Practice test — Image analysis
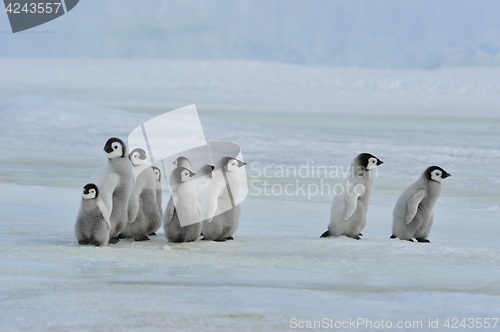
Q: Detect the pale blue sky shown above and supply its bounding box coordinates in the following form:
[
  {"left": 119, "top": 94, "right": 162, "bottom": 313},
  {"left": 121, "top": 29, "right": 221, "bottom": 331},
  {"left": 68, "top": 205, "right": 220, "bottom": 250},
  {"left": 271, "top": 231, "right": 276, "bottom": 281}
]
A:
[{"left": 1, "top": 0, "right": 499, "bottom": 68}]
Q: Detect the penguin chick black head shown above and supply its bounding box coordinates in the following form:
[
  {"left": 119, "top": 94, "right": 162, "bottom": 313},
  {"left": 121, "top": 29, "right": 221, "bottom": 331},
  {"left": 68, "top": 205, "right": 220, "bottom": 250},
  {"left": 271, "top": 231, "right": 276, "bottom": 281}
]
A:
[
  {"left": 216, "top": 157, "right": 247, "bottom": 172},
  {"left": 82, "top": 183, "right": 99, "bottom": 200},
  {"left": 129, "top": 148, "right": 148, "bottom": 166},
  {"left": 425, "top": 166, "right": 451, "bottom": 183},
  {"left": 356, "top": 153, "right": 384, "bottom": 170},
  {"left": 151, "top": 166, "right": 161, "bottom": 182},
  {"left": 169, "top": 167, "right": 196, "bottom": 186},
  {"left": 103, "top": 137, "right": 126, "bottom": 159},
  {"left": 173, "top": 156, "right": 194, "bottom": 172}
]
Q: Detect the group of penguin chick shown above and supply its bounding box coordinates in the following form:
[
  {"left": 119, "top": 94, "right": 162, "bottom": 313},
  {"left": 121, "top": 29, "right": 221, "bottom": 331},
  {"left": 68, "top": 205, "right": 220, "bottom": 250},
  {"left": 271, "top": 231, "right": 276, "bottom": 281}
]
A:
[
  {"left": 320, "top": 153, "right": 450, "bottom": 242},
  {"left": 76, "top": 139, "right": 450, "bottom": 246},
  {"left": 75, "top": 137, "right": 246, "bottom": 246}
]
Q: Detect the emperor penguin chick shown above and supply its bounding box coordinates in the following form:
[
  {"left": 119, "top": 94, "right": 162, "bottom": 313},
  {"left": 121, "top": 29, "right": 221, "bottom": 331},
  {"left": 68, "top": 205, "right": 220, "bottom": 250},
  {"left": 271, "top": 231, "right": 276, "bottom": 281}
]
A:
[
  {"left": 201, "top": 157, "right": 246, "bottom": 242},
  {"left": 391, "top": 166, "right": 450, "bottom": 243},
  {"left": 90, "top": 137, "right": 134, "bottom": 244},
  {"left": 321, "top": 153, "right": 383, "bottom": 240},
  {"left": 164, "top": 166, "right": 201, "bottom": 243},
  {"left": 75, "top": 183, "right": 112, "bottom": 246},
  {"left": 120, "top": 148, "right": 161, "bottom": 241}
]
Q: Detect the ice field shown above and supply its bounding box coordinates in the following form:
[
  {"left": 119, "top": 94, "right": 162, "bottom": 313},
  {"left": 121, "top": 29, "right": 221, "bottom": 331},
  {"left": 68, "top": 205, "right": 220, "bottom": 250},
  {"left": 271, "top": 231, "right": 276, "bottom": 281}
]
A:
[{"left": 0, "top": 60, "right": 500, "bottom": 331}]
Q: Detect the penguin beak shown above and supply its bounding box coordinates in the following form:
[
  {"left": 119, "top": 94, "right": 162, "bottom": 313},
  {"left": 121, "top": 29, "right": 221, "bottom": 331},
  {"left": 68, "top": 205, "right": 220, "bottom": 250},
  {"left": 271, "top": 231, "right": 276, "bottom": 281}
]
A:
[
  {"left": 443, "top": 172, "right": 451, "bottom": 178},
  {"left": 377, "top": 160, "right": 384, "bottom": 166},
  {"left": 83, "top": 189, "right": 89, "bottom": 195},
  {"left": 211, "top": 165, "right": 215, "bottom": 171},
  {"left": 103, "top": 145, "right": 113, "bottom": 153}
]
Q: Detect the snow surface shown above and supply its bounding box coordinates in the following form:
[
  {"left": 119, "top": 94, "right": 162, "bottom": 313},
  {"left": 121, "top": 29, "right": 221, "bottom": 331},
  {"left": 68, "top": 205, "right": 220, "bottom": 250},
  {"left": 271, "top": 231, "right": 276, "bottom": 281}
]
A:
[{"left": 0, "top": 61, "right": 500, "bottom": 331}]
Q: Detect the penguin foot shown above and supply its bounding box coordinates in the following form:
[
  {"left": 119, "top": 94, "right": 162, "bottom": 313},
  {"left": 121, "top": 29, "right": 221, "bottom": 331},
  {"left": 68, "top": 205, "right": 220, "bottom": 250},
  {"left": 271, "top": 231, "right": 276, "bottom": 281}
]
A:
[
  {"left": 346, "top": 235, "right": 361, "bottom": 240},
  {"left": 136, "top": 235, "right": 150, "bottom": 241},
  {"left": 320, "top": 230, "right": 330, "bottom": 238},
  {"left": 212, "top": 239, "right": 227, "bottom": 242},
  {"left": 405, "top": 238, "right": 415, "bottom": 242},
  {"left": 108, "top": 237, "right": 120, "bottom": 244},
  {"left": 390, "top": 234, "right": 397, "bottom": 239},
  {"left": 358, "top": 233, "right": 363, "bottom": 237},
  {"left": 224, "top": 236, "right": 234, "bottom": 241},
  {"left": 201, "top": 237, "right": 208, "bottom": 241},
  {"left": 78, "top": 240, "right": 90, "bottom": 245},
  {"left": 117, "top": 233, "right": 126, "bottom": 239},
  {"left": 416, "top": 238, "right": 430, "bottom": 243},
  {"left": 90, "top": 241, "right": 102, "bottom": 247},
  {"left": 148, "top": 232, "right": 156, "bottom": 236}
]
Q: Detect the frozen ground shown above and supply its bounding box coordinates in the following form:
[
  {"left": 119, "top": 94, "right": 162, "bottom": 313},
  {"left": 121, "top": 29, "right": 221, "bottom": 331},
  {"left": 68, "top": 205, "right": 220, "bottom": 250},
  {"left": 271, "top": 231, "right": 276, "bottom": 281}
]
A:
[{"left": 0, "top": 60, "right": 499, "bottom": 331}]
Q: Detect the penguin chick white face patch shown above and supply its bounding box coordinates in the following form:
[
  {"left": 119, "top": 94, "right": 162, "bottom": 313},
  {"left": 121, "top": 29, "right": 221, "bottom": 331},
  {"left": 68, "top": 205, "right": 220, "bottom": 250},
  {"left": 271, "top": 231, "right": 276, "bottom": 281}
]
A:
[
  {"left": 431, "top": 169, "right": 444, "bottom": 182},
  {"left": 180, "top": 169, "right": 194, "bottom": 182},
  {"left": 225, "top": 159, "right": 246, "bottom": 172},
  {"left": 107, "top": 142, "right": 123, "bottom": 159},
  {"left": 226, "top": 159, "right": 240, "bottom": 172},
  {"left": 83, "top": 188, "right": 97, "bottom": 200},
  {"left": 366, "top": 157, "right": 379, "bottom": 170},
  {"left": 130, "top": 152, "right": 148, "bottom": 166},
  {"left": 154, "top": 169, "right": 161, "bottom": 181}
]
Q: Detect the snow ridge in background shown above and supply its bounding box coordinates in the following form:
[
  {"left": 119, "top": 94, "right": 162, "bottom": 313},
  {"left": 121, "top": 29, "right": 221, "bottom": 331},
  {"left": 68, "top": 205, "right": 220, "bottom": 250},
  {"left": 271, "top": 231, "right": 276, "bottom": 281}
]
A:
[{"left": 0, "top": 59, "right": 499, "bottom": 117}]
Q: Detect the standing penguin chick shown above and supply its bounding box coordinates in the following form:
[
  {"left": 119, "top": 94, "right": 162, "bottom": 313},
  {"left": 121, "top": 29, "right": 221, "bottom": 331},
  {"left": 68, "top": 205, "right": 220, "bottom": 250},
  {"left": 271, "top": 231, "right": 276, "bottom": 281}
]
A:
[
  {"left": 75, "top": 184, "right": 111, "bottom": 246},
  {"left": 321, "top": 153, "right": 383, "bottom": 240},
  {"left": 391, "top": 166, "right": 450, "bottom": 242},
  {"left": 151, "top": 166, "right": 163, "bottom": 220},
  {"left": 120, "top": 148, "right": 161, "bottom": 241},
  {"left": 90, "top": 138, "right": 134, "bottom": 244},
  {"left": 201, "top": 157, "right": 246, "bottom": 242},
  {"left": 164, "top": 166, "right": 201, "bottom": 243}
]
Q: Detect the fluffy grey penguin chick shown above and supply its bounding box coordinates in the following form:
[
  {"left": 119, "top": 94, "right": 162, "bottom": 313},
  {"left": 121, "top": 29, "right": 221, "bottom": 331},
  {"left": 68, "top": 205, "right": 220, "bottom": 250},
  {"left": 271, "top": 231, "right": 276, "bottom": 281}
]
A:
[
  {"left": 75, "top": 183, "right": 111, "bottom": 246},
  {"left": 164, "top": 166, "right": 201, "bottom": 243},
  {"left": 90, "top": 137, "right": 134, "bottom": 244},
  {"left": 120, "top": 148, "right": 161, "bottom": 241},
  {"left": 391, "top": 166, "right": 450, "bottom": 242},
  {"left": 321, "top": 153, "right": 383, "bottom": 240},
  {"left": 201, "top": 157, "right": 246, "bottom": 242}
]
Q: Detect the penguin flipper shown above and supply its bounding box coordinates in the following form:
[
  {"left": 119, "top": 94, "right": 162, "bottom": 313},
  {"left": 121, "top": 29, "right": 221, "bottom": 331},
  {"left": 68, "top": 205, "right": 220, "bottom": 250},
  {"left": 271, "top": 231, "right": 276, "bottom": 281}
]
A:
[
  {"left": 343, "top": 184, "right": 365, "bottom": 220},
  {"left": 127, "top": 185, "right": 143, "bottom": 223},
  {"left": 164, "top": 197, "right": 175, "bottom": 225},
  {"left": 404, "top": 190, "right": 427, "bottom": 224},
  {"left": 96, "top": 198, "right": 111, "bottom": 230},
  {"left": 320, "top": 230, "right": 330, "bottom": 238},
  {"left": 99, "top": 173, "right": 120, "bottom": 218}
]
